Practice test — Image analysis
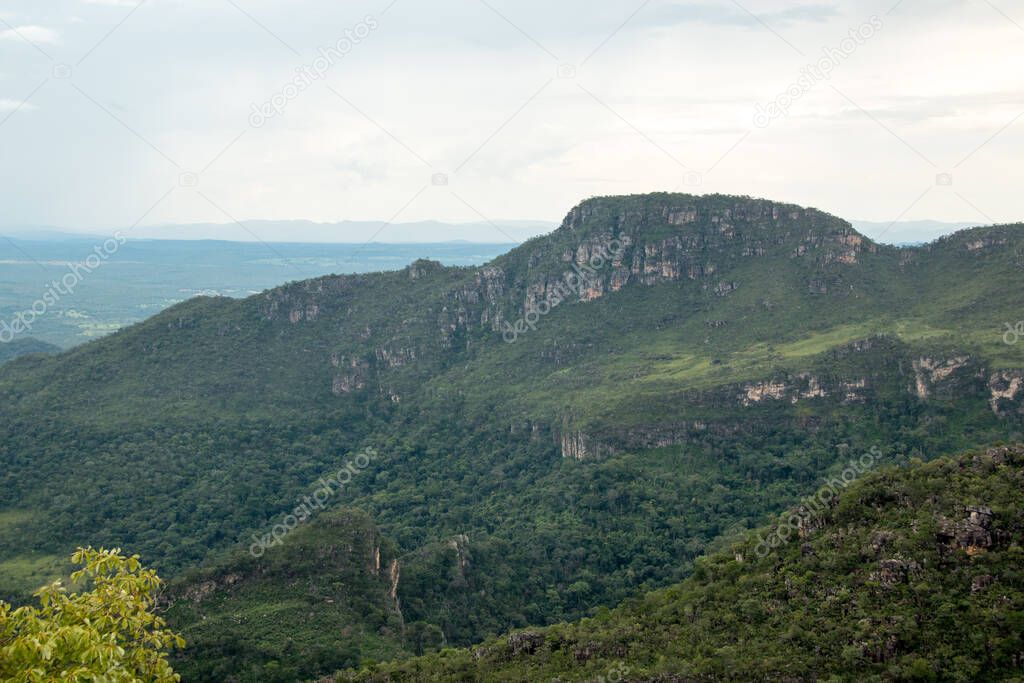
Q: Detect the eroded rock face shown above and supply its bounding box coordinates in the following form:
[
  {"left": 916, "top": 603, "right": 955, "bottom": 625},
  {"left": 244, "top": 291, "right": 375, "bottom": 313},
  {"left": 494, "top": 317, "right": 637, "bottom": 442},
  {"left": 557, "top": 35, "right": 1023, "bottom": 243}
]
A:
[
  {"left": 507, "top": 631, "right": 544, "bottom": 657},
  {"left": 388, "top": 558, "right": 400, "bottom": 602},
  {"left": 971, "top": 574, "right": 994, "bottom": 593},
  {"left": 989, "top": 371, "right": 1024, "bottom": 415},
  {"left": 375, "top": 346, "right": 416, "bottom": 368},
  {"left": 332, "top": 375, "right": 365, "bottom": 394},
  {"left": 448, "top": 534, "right": 471, "bottom": 573},
  {"left": 912, "top": 356, "right": 971, "bottom": 399},
  {"left": 742, "top": 381, "right": 788, "bottom": 406},
  {"left": 937, "top": 505, "right": 997, "bottom": 555},
  {"left": 560, "top": 431, "right": 602, "bottom": 460},
  {"left": 740, "top": 374, "right": 837, "bottom": 406},
  {"left": 965, "top": 236, "right": 1008, "bottom": 252},
  {"left": 180, "top": 572, "right": 243, "bottom": 603},
  {"left": 331, "top": 355, "right": 370, "bottom": 395},
  {"left": 407, "top": 259, "right": 443, "bottom": 280},
  {"left": 870, "top": 557, "right": 921, "bottom": 587},
  {"left": 263, "top": 197, "right": 972, "bottom": 411},
  {"left": 840, "top": 379, "right": 867, "bottom": 403}
]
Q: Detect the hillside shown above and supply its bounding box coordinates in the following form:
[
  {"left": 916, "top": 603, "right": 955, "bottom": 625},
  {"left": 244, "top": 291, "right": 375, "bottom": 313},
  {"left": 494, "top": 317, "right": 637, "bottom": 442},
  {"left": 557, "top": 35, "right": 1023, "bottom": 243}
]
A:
[
  {"left": 0, "top": 240, "right": 512, "bottom": 349},
  {"left": 1, "top": 193, "right": 1023, "bottom": 679},
  {"left": 329, "top": 445, "right": 1024, "bottom": 682},
  {"left": 164, "top": 509, "right": 408, "bottom": 682},
  {"left": 0, "top": 337, "right": 59, "bottom": 365}
]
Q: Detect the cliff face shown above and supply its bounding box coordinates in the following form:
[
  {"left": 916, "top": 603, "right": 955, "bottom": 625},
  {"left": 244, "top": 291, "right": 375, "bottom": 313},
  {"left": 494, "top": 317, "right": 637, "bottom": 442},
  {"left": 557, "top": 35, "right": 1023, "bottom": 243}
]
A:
[
  {"left": 500, "top": 194, "right": 877, "bottom": 317},
  {"left": 233, "top": 193, "right": 1024, "bottom": 460},
  {"left": 252, "top": 194, "right": 899, "bottom": 404},
  {"left": 262, "top": 195, "right": 876, "bottom": 325}
]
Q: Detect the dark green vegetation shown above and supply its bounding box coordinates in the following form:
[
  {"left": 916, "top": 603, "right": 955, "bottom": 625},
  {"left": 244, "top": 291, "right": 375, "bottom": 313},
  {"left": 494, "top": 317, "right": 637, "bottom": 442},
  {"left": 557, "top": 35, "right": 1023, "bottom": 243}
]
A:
[
  {"left": 331, "top": 445, "right": 1024, "bottom": 682},
  {"left": 0, "top": 337, "right": 59, "bottom": 364},
  {"left": 1, "top": 194, "right": 1022, "bottom": 679},
  {"left": 164, "top": 510, "right": 406, "bottom": 682}
]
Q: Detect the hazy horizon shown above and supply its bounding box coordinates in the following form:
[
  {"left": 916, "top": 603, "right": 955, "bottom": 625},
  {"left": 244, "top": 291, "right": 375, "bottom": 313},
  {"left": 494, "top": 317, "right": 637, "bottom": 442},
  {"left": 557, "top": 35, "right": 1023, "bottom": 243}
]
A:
[
  {"left": 0, "top": 216, "right": 986, "bottom": 246},
  {"left": 2, "top": 0, "right": 1022, "bottom": 237}
]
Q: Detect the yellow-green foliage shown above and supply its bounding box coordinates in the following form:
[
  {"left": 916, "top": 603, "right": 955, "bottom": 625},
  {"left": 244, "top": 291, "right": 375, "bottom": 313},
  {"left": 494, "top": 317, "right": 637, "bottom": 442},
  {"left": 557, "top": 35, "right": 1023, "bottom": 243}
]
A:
[{"left": 0, "top": 548, "right": 184, "bottom": 682}]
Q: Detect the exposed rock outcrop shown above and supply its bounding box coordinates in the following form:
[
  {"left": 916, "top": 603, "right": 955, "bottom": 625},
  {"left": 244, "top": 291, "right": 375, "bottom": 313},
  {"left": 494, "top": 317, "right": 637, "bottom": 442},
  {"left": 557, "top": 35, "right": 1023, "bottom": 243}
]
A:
[
  {"left": 912, "top": 356, "right": 970, "bottom": 399},
  {"left": 741, "top": 374, "right": 835, "bottom": 406},
  {"left": 560, "top": 431, "right": 603, "bottom": 460},
  {"left": 870, "top": 557, "right": 921, "bottom": 587},
  {"left": 937, "top": 505, "right": 999, "bottom": 555},
  {"left": 989, "top": 370, "right": 1024, "bottom": 415}
]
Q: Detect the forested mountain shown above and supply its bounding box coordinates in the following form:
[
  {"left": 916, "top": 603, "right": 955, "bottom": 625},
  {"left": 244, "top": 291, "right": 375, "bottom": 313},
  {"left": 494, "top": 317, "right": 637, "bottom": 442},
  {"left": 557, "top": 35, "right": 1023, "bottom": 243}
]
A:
[
  {"left": 329, "top": 444, "right": 1024, "bottom": 682},
  {"left": 2, "top": 193, "right": 1023, "bottom": 680}
]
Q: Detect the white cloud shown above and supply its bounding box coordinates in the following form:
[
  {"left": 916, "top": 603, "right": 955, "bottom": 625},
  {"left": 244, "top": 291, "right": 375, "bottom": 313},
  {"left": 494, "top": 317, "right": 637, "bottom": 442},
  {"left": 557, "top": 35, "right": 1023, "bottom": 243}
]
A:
[
  {"left": 0, "top": 0, "right": 1022, "bottom": 234},
  {"left": 0, "top": 99, "right": 36, "bottom": 112},
  {"left": 0, "top": 25, "right": 60, "bottom": 45}
]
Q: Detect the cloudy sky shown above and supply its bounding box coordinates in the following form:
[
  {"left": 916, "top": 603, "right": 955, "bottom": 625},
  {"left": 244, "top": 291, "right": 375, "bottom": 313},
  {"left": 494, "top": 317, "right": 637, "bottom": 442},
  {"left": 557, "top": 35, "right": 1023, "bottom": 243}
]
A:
[{"left": 1, "top": 0, "right": 1022, "bottom": 242}]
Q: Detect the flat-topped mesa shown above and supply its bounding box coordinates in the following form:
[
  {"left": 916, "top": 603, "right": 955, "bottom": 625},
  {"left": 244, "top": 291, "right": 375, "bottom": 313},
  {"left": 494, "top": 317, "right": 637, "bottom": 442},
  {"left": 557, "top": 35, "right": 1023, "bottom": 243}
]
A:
[
  {"left": 556, "top": 192, "right": 868, "bottom": 245},
  {"left": 491, "top": 193, "right": 879, "bottom": 311},
  {"left": 258, "top": 193, "right": 892, "bottom": 355}
]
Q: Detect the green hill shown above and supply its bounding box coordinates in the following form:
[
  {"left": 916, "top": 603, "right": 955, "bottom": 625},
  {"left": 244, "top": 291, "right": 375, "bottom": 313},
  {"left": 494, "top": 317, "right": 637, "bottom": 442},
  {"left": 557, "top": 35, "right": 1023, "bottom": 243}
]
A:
[
  {"left": 329, "top": 444, "right": 1024, "bottom": 682},
  {"left": 0, "top": 337, "right": 59, "bottom": 365},
  {"left": 1, "top": 193, "right": 1022, "bottom": 679},
  {"left": 164, "top": 509, "right": 408, "bottom": 682}
]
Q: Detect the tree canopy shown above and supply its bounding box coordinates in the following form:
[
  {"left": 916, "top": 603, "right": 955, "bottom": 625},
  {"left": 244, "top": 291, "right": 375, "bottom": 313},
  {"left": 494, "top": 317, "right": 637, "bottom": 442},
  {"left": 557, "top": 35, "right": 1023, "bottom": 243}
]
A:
[{"left": 0, "top": 547, "right": 184, "bottom": 682}]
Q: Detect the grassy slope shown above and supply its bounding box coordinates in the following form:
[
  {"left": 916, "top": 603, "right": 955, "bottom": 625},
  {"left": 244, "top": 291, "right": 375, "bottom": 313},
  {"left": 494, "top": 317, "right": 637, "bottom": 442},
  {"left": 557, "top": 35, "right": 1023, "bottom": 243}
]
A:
[{"left": 330, "top": 445, "right": 1024, "bottom": 682}]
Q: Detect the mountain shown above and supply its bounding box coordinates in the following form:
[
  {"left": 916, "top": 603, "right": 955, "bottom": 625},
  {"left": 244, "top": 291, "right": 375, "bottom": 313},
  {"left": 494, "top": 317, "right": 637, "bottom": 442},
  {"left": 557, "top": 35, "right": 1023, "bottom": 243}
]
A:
[
  {"left": 0, "top": 228, "right": 108, "bottom": 242},
  {"left": 0, "top": 337, "right": 60, "bottom": 364},
  {"left": 0, "top": 193, "right": 1022, "bottom": 680},
  {"left": 6, "top": 218, "right": 976, "bottom": 246},
  {"left": 327, "top": 444, "right": 1024, "bottom": 682}
]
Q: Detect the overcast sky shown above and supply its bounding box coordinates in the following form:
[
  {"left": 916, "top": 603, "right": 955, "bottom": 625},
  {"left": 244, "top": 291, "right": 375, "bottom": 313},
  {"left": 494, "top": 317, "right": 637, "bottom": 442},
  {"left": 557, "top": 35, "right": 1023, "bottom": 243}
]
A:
[{"left": 1, "top": 0, "right": 1022, "bottom": 242}]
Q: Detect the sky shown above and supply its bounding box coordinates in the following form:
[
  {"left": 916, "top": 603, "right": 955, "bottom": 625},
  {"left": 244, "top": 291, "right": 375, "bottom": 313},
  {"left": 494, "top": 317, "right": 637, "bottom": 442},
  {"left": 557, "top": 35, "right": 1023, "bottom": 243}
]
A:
[{"left": 0, "top": 0, "right": 1022, "bottom": 243}]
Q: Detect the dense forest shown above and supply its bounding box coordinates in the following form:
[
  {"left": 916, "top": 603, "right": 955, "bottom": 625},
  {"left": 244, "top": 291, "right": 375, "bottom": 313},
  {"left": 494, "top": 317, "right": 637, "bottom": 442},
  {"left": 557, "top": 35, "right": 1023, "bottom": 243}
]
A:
[
  {"left": 328, "top": 444, "right": 1024, "bottom": 681},
  {"left": 2, "top": 194, "right": 1023, "bottom": 679}
]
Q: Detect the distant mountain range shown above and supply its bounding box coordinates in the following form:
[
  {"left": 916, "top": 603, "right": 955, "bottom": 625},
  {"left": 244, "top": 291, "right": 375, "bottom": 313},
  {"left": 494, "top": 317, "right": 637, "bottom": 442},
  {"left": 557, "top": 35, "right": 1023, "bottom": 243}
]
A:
[
  {"left": 850, "top": 219, "right": 979, "bottom": 245},
  {"left": 0, "top": 240, "right": 514, "bottom": 349},
  {"left": 1, "top": 220, "right": 556, "bottom": 245},
  {"left": 3, "top": 218, "right": 977, "bottom": 246}
]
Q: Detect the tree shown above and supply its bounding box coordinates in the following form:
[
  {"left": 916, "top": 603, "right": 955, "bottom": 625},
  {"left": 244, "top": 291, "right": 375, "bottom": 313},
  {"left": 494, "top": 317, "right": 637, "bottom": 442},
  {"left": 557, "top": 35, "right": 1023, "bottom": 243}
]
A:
[{"left": 0, "top": 547, "right": 185, "bottom": 682}]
